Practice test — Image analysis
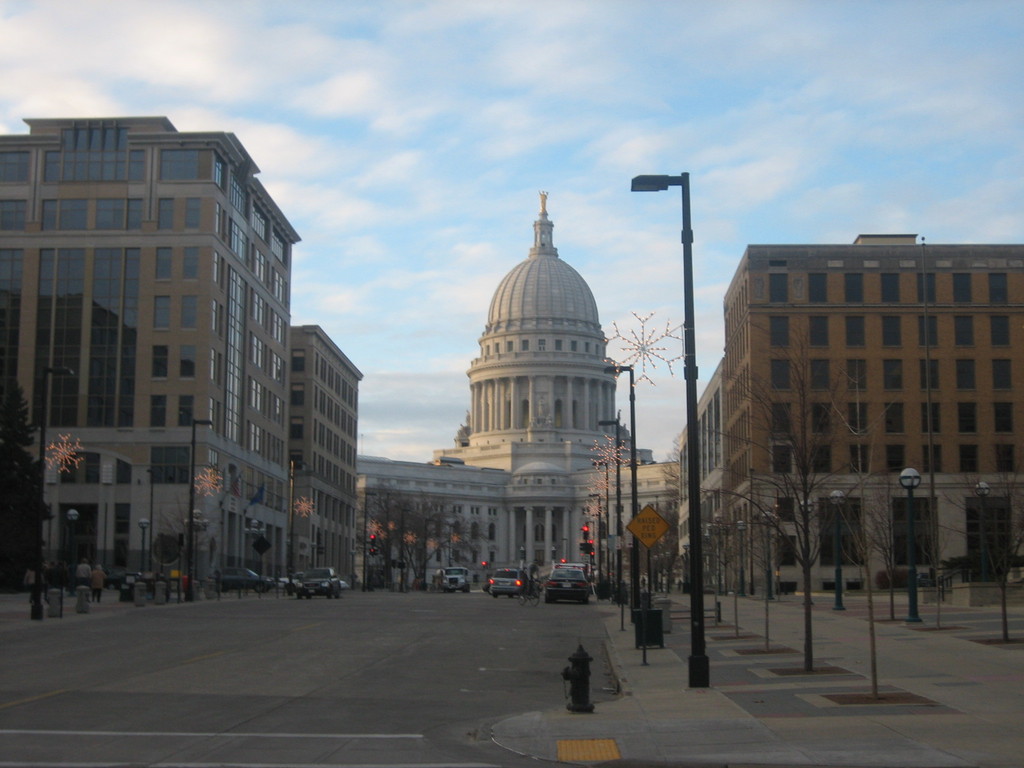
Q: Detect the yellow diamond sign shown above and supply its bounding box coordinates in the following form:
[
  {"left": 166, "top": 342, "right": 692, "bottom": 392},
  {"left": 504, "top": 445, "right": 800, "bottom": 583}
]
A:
[{"left": 626, "top": 505, "right": 670, "bottom": 548}]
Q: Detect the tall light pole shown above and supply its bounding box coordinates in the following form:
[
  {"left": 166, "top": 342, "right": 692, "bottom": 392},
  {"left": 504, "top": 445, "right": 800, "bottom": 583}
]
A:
[
  {"left": 829, "top": 490, "right": 846, "bottom": 610},
  {"left": 138, "top": 518, "right": 150, "bottom": 572},
  {"left": 975, "top": 481, "right": 991, "bottom": 582},
  {"left": 737, "top": 519, "right": 747, "bottom": 597},
  {"left": 31, "top": 365, "right": 74, "bottom": 621},
  {"left": 631, "top": 172, "right": 708, "bottom": 687},
  {"left": 186, "top": 417, "right": 213, "bottom": 601},
  {"left": 598, "top": 414, "right": 625, "bottom": 630},
  {"left": 899, "top": 467, "right": 922, "bottom": 623},
  {"left": 605, "top": 364, "right": 639, "bottom": 611}
]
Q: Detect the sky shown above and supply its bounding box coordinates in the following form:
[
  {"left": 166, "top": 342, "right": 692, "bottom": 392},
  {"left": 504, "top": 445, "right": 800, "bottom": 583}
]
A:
[{"left": 1, "top": 0, "right": 1022, "bottom": 463}]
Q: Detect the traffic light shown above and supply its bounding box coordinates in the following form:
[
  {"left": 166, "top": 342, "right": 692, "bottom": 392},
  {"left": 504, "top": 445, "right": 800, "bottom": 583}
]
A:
[{"left": 369, "top": 533, "right": 378, "bottom": 555}]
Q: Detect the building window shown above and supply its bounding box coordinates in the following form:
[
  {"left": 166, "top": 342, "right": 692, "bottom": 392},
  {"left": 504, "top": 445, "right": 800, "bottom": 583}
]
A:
[
  {"left": 848, "top": 402, "right": 867, "bottom": 433},
  {"left": 180, "top": 345, "right": 196, "bottom": 378},
  {"left": 845, "top": 359, "right": 866, "bottom": 390},
  {"left": 880, "top": 273, "right": 900, "bottom": 302},
  {"left": 921, "top": 402, "right": 940, "bottom": 433},
  {"left": 183, "top": 247, "right": 199, "bottom": 279},
  {"left": 992, "top": 359, "right": 1011, "bottom": 389},
  {"left": 185, "top": 198, "right": 201, "bottom": 228},
  {"left": 993, "top": 402, "right": 1013, "bottom": 433},
  {"left": 952, "top": 273, "right": 972, "bottom": 303},
  {"left": 884, "top": 402, "right": 904, "bottom": 433},
  {"left": 953, "top": 316, "right": 974, "bottom": 346},
  {"left": 769, "top": 316, "right": 789, "bottom": 346},
  {"left": 995, "top": 444, "right": 1015, "bottom": 473},
  {"left": 844, "top": 273, "right": 863, "bottom": 302},
  {"left": 989, "top": 273, "right": 1008, "bottom": 304},
  {"left": 812, "top": 445, "right": 831, "bottom": 473},
  {"left": 178, "top": 395, "right": 194, "bottom": 426},
  {"left": 152, "top": 345, "right": 168, "bottom": 377},
  {"left": 958, "top": 402, "right": 977, "bottom": 433},
  {"left": 291, "top": 383, "right": 304, "bottom": 406},
  {"left": 808, "top": 273, "right": 827, "bottom": 302},
  {"left": 770, "top": 359, "right": 790, "bottom": 389},
  {"left": 923, "top": 444, "right": 942, "bottom": 473},
  {"left": 808, "top": 316, "right": 828, "bottom": 346},
  {"left": 150, "top": 395, "right": 167, "bottom": 427},
  {"left": 990, "top": 315, "right": 1010, "bottom": 346},
  {"left": 56, "top": 199, "right": 88, "bottom": 229},
  {"left": 290, "top": 417, "right": 304, "bottom": 440},
  {"left": 917, "top": 272, "right": 936, "bottom": 303},
  {"left": 771, "top": 402, "right": 791, "bottom": 433},
  {"left": 885, "top": 444, "right": 905, "bottom": 471},
  {"left": 521, "top": 339, "right": 529, "bottom": 351},
  {"left": 160, "top": 149, "right": 200, "bottom": 180},
  {"left": 849, "top": 444, "right": 869, "bottom": 472},
  {"left": 0, "top": 151, "right": 29, "bottom": 181},
  {"left": 0, "top": 200, "right": 26, "bottom": 230},
  {"left": 882, "top": 359, "right": 902, "bottom": 389},
  {"left": 919, "top": 358, "right": 939, "bottom": 390},
  {"left": 153, "top": 296, "right": 170, "bottom": 329},
  {"left": 881, "top": 316, "right": 901, "bottom": 346},
  {"left": 955, "top": 359, "right": 975, "bottom": 389},
  {"left": 537, "top": 338, "right": 547, "bottom": 351},
  {"left": 771, "top": 444, "right": 792, "bottom": 473},
  {"left": 810, "top": 359, "right": 829, "bottom": 389},
  {"left": 917, "top": 315, "right": 938, "bottom": 346},
  {"left": 150, "top": 446, "right": 189, "bottom": 483},
  {"left": 555, "top": 339, "right": 563, "bottom": 351},
  {"left": 845, "top": 316, "right": 865, "bottom": 346},
  {"left": 959, "top": 444, "right": 978, "bottom": 473},
  {"left": 158, "top": 198, "right": 175, "bottom": 229},
  {"left": 155, "top": 247, "right": 172, "bottom": 279},
  {"left": 769, "top": 273, "right": 788, "bottom": 302},
  {"left": 94, "top": 199, "right": 125, "bottom": 229},
  {"left": 181, "top": 296, "right": 197, "bottom": 329},
  {"left": 811, "top": 402, "right": 831, "bottom": 433}
]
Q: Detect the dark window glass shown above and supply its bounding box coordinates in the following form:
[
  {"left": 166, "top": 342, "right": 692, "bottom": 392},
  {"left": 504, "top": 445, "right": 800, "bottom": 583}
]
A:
[
  {"left": 923, "top": 444, "right": 942, "bottom": 473},
  {"left": 178, "top": 395, "right": 194, "bottom": 426},
  {"left": 844, "top": 273, "right": 863, "bottom": 302},
  {"left": 992, "top": 359, "right": 1011, "bottom": 389},
  {"left": 845, "top": 359, "right": 866, "bottom": 390},
  {"left": 0, "top": 200, "right": 26, "bottom": 230},
  {"left": 883, "top": 359, "right": 902, "bottom": 389},
  {"left": 771, "top": 403, "right": 790, "bottom": 433},
  {"left": 94, "top": 199, "right": 124, "bottom": 229},
  {"left": 880, "top": 273, "right": 900, "bottom": 302},
  {"left": 995, "top": 444, "right": 1015, "bottom": 473},
  {"left": 881, "top": 316, "right": 901, "bottom": 346},
  {"left": 126, "top": 199, "right": 142, "bottom": 229},
  {"left": 953, "top": 316, "right": 974, "bottom": 346},
  {"left": 150, "top": 394, "right": 166, "bottom": 427},
  {"left": 886, "top": 444, "right": 905, "bottom": 471},
  {"left": 917, "top": 315, "right": 938, "bottom": 345},
  {"left": 921, "top": 402, "right": 940, "bottom": 433},
  {"left": 849, "top": 444, "right": 869, "bottom": 473},
  {"left": 185, "top": 198, "right": 201, "bottom": 228},
  {"left": 150, "top": 446, "right": 189, "bottom": 483},
  {"left": 845, "top": 316, "right": 865, "bottom": 346},
  {"left": 59, "top": 199, "right": 87, "bottom": 229},
  {"left": 810, "top": 359, "right": 830, "bottom": 389},
  {"left": 952, "top": 273, "right": 972, "bottom": 302},
  {"left": 808, "top": 273, "right": 827, "bottom": 302},
  {"left": 153, "top": 296, "right": 170, "bottom": 329},
  {"left": 955, "top": 359, "right": 975, "bottom": 389},
  {"left": 916, "top": 272, "right": 936, "bottom": 303},
  {"left": 812, "top": 445, "right": 831, "bottom": 473},
  {"left": 989, "top": 273, "right": 1008, "bottom": 303},
  {"left": 848, "top": 402, "right": 867, "bottom": 433},
  {"left": 990, "top": 316, "right": 1010, "bottom": 346},
  {"left": 155, "top": 248, "right": 172, "bottom": 279},
  {"left": 180, "top": 345, "right": 196, "bottom": 378},
  {"left": 291, "top": 350, "right": 305, "bottom": 372},
  {"left": 919, "top": 359, "right": 939, "bottom": 389},
  {"left": 158, "top": 198, "right": 174, "bottom": 229},
  {"left": 770, "top": 359, "right": 790, "bottom": 389},
  {"left": 772, "top": 444, "right": 791, "bottom": 473},
  {"left": 160, "top": 149, "right": 200, "bottom": 180},
  {"left": 994, "top": 402, "right": 1013, "bottom": 433},
  {"left": 811, "top": 402, "right": 831, "bottom": 433},
  {"left": 769, "top": 316, "right": 789, "bottom": 346},
  {"left": 183, "top": 247, "right": 199, "bottom": 279},
  {"left": 958, "top": 402, "right": 977, "bottom": 433},
  {"left": 0, "top": 151, "right": 29, "bottom": 181},
  {"left": 769, "top": 273, "right": 788, "bottom": 302},
  {"left": 959, "top": 444, "right": 978, "bottom": 473},
  {"left": 808, "top": 316, "right": 828, "bottom": 346},
  {"left": 152, "top": 345, "right": 168, "bottom": 377},
  {"left": 883, "top": 402, "right": 903, "bottom": 433}
]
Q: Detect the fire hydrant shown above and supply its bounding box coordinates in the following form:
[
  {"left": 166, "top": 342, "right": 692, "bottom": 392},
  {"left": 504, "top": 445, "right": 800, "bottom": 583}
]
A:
[{"left": 561, "top": 644, "right": 594, "bottom": 713}]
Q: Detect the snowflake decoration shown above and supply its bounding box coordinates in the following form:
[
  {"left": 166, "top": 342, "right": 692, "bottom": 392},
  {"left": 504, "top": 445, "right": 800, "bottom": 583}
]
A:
[
  {"left": 46, "top": 433, "right": 84, "bottom": 472},
  {"left": 404, "top": 531, "right": 418, "bottom": 546},
  {"left": 590, "top": 435, "right": 624, "bottom": 468},
  {"left": 606, "top": 311, "right": 683, "bottom": 385},
  {"left": 294, "top": 495, "right": 315, "bottom": 518},
  {"left": 193, "top": 466, "right": 223, "bottom": 497}
]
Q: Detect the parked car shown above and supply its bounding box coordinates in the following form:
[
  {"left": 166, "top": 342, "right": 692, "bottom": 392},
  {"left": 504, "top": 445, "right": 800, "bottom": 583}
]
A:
[
  {"left": 219, "top": 567, "right": 273, "bottom": 593},
  {"left": 282, "top": 572, "right": 304, "bottom": 595},
  {"left": 102, "top": 566, "right": 139, "bottom": 590},
  {"left": 296, "top": 567, "right": 344, "bottom": 599},
  {"left": 488, "top": 568, "right": 526, "bottom": 598},
  {"left": 442, "top": 566, "right": 471, "bottom": 592},
  {"left": 544, "top": 568, "right": 590, "bottom": 604}
]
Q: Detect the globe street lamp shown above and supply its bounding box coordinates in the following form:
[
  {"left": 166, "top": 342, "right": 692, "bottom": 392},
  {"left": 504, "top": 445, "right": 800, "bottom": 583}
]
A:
[
  {"left": 66, "top": 508, "right": 79, "bottom": 580},
  {"left": 974, "top": 481, "right": 991, "bottom": 582},
  {"left": 186, "top": 418, "right": 213, "bottom": 601},
  {"left": 899, "top": 467, "right": 922, "bottom": 623},
  {"left": 829, "top": 490, "right": 846, "bottom": 610},
  {"left": 598, "top": 415, "right": 626, "bottom": 631},
  {"left": 604, "top": 364, "right": 639, "bottom": 612},
  {"left": 631, "top": 172, "right": 708, "bottom": 687}
]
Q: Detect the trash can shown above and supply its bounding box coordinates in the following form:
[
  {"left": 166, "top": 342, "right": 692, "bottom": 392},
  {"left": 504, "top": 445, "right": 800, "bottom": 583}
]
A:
[
  {"left": 654, "top": 595, "right": 672, "bottom": 634},
  {"left": 120, "top": 578, "right": 134, "bottom": 602},
  {"left": 596, "top": 580, "right": 611, "bottom": 600},
  {"left": 154, "top": 581, "right": 167, "bottom": 605},
  {"left": 133, "top": 581, "right": 146, "bottom": 606},
  {"left": 632, "top": 609, "right": 664, "bottom": 648},
  {"left": 47, "top": 588, "right": 61, "bottom": 618}
]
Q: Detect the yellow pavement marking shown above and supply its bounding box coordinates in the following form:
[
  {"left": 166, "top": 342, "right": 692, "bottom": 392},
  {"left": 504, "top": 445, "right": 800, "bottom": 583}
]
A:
[
  {"left": 557, "top": 738, "right": 621, "bottom": 762},
  {"left": 292, "top": 622, "right": 321, "bottom": 632},
  {"left": 182, "top": 651, "right": 225, "bottom": 664},
  {"left": 0, "top": 689, "right": 68, "bottom": 710}
]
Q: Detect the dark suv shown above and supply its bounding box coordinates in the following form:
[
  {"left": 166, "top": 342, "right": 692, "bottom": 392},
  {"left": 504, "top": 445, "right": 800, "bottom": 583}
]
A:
[
  {"left": 488, "top": 568, "right": 526, "bottom": 598},
  {"left": 296, "top": 567, "right": 343, "bottom": 599}
]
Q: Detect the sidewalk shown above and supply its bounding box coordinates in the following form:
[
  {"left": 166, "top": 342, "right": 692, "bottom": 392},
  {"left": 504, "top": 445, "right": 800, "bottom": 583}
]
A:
[{"left": 492, "top": 592, "right": 1024, "bottom": 767}]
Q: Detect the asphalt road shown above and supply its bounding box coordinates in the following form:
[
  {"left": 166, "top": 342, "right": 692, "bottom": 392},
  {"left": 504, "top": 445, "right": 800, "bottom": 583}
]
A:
[{"left": 0, "top": 589, "right": 615, "bottom": 767}]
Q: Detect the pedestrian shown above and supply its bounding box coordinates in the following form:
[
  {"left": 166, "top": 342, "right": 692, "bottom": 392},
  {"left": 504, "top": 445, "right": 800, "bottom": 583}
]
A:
[
  {"left": 75, "top": 558, "right": 91, "bottom": 594},
  {"left": 90, "top": 564, "right": 105, "bottom": 603},
  {"left": 23, "top": 566, "right": 36, "bottom": 602}
]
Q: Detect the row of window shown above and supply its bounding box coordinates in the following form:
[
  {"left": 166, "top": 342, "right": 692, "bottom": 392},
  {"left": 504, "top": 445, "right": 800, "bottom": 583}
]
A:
[
  {"left": 483, "top": 337, "right": 600, "bottom": 355},
  {"left": 772, "top": 400, "right": 1014, "bottom": 435},
  {"left": 769, "top": 314, "right": 1012, "bottom": 348},
  {"left": 769, "top": 357, "right": 1013, "bottom": 390},
  {"left": 772, "top": 442, "right": 1015, "bottom": 475},
  {"left": 768, "top": 270, "right": 1010, "bottom": 304}
]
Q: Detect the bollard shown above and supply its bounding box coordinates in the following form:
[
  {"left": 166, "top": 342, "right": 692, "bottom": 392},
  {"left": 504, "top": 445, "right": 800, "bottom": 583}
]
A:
[
  {"left": 154, "top": 581, "right": 167, "bottom": 605},
  {"left": 561, "top": 644, "right": 595, "bottom": 713},
  {"left": 75, "top": 587, "right": 90, "bottom": 614},
  {"left": 133, "top": 581, "right": 146, "bottom": 606},
  {"left": 47, "top": 588, "right": 61, "bottom": 618}
]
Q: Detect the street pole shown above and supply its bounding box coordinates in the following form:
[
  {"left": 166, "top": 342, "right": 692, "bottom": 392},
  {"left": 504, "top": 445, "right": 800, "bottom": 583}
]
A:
[
  {"left": 186, "top": 418, "right": 213, "bottom": 602},
  {"left": 830, "top": 490, "right": 846, "bottom": 610},
  {"left": 975, "top": 481, "right": 991, "bottom": 582},
  {"left": 900, "top": 467, "right": 922, "bottom": 623},
  {"left": 599, "top": 415, "right": 625, "bottom": 631}
]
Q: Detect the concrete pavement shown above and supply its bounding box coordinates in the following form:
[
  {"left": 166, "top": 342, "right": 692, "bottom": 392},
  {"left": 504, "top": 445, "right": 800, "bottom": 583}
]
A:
[{"left": 492, "top": 591, "right": 1024, "bottom": 767}]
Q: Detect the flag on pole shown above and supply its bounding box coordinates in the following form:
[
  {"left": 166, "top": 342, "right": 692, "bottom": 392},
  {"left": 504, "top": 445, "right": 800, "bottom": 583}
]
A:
[{"left": 247, "top": 484, "right": 265, "bottom": 508}]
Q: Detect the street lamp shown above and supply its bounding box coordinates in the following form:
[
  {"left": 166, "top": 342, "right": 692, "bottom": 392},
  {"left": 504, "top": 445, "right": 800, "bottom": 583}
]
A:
[
  {"left": 737, "top": 519, "right": 747, "bottom": 597},
  {"left": 829, "top": 490, "right": 846, "bottom": 610},
  {"left": 604, "top": 364, "right": 639, "bottom": 613},
  {"left": 631, "top": 172, "right": 708, "bottom": 687},
  {"left": 31, "top": 365, "right": 74, "bottom": 620},
  {"left": 186, "top": 417, "right": 213, "bottom": 602},
  {"left": 138, "top": 519, "right": 150, "bottom": 573},
  {"left": 599, "top": 413, "right": 625, "bottom": 631},
  {"left": 974, "top": 481, "right": 991, "bottom": 582},
  {"left": 66, "top": 508, "right": 80, "bottom": 577},
  {"left": 899, "top": 467, "right": 922, "bottom": 623}
]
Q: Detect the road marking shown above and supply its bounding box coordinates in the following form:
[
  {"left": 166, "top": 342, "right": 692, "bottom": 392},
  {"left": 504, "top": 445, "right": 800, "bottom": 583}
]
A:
[{"left": 0, "top": 689, "right": 68, "bottom": 711}]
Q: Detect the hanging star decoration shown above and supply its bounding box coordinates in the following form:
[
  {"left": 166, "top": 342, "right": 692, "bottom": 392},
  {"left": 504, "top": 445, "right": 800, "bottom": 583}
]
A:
[
  {"left": 46, "top": 433, "right": 84, "bottom": 472},
  {"left": 294, "top": 496, "right": 315, "bottom": 518},
  {"left": 591, "top": 434, "right": 624, "bottom": 469},
  {"left": 606, "top": 311, "right": 683, "bottom": 385},
  {"left": 193, "top": 466, "right": 223, "bottom": 497}
]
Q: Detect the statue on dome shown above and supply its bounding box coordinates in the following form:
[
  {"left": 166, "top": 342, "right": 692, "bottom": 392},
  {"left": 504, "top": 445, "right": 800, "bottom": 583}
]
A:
[{"left": 539, "top": 190, "right": 548, "bottom": 214}]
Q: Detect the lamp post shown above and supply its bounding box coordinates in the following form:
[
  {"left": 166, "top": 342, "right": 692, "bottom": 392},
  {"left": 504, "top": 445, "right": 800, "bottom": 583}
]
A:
[
  {"left": 31, "top": 365, "right": 74, "bottom": 620},
  {"left": 604, "top": 365, "right": 639, "bottom": 611},
  {"left": 829, "top": 490, "right": 846, "bottom": 610},
  {"left": 66, "top": 508, "right": 79, "bottom": 574},
  {"left": 899, "top": 467, "right": 922, "bottom": 623},
  {"left": 138, "top": 518, "right": 150, "bottom": 573},
  {"left": 631, "top": 172, "right": 708, "bottom": 687},
  {"left": 974, "top": 481, "right": 991, "bottom": 582},
  {"left": 186, "top": 418, "right": 213, "bottom": 602},
  {"left": 599, "top": 413, "right": 625, "bottom": 630},
  {"left": 737, "top": 519, "right": 747, "bottom": 597}
]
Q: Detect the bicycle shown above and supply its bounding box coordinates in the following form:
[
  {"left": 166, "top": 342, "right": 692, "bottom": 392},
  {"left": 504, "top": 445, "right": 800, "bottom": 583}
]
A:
[{"left": 518, "top": 578, "right": 542, "bottom": 606}]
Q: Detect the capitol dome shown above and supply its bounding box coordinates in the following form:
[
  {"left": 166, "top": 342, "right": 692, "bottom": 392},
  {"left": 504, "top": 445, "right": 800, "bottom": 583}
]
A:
[{"left": 485, "top": 195, "right": 600, "bottom": 334}]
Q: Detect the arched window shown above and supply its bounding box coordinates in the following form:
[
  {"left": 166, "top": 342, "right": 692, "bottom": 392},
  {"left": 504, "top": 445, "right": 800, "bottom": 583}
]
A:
[{"left": 488, "top": 522, "right": 496, "bottom": 540}]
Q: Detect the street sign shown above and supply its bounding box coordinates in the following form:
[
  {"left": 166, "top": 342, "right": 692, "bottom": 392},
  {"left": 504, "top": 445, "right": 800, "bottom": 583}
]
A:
[
  {"left": 252, "top": 535, "right": 271, "bottom": 555},
  {"left": 626, "top": 505, "right": 670, "bottom": 549}
]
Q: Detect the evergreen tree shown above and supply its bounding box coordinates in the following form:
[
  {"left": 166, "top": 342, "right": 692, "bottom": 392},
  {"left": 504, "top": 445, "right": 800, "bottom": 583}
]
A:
[{"left": 0, "top": 383, "right": 42, "bottom": 590}]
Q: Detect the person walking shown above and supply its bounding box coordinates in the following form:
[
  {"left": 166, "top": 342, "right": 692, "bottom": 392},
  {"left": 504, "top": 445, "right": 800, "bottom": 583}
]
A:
[
  {"left": 90, "top": 564, "right": 105, "bottom": 603},
  {"left": 75, "top": 558, "right": 91, "bottom": 595}
]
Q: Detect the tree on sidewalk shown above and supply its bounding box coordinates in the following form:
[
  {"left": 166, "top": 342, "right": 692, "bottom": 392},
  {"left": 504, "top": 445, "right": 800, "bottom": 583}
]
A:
[{"left": 0, "top": 382, "right": 43, "bottom": 590}]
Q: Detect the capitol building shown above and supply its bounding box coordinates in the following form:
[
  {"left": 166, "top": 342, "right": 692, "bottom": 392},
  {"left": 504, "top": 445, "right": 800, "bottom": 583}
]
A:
[{"left": 357, "top": 196, "right": 676, "bottom": 589}]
